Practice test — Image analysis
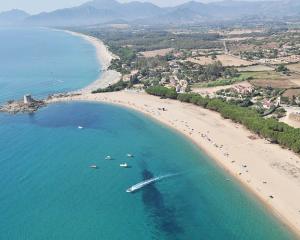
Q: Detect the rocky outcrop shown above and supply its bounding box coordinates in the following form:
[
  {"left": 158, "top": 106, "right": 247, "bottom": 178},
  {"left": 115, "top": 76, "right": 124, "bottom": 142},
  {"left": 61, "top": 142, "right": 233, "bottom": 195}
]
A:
[
  {"left": 46, "top": 92, "right": 81, "bottom": 100},
  {"left": 0, "top": 93, "right": 82, "bottom": 114},
  {"left": 0, "top": 98, "right": 46, "bottom": 114}
]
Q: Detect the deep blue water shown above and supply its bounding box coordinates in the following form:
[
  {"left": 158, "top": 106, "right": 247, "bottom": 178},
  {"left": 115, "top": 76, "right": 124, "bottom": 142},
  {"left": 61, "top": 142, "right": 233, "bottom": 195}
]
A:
[
  {"left": 0, "top": 27, "right": 99, "bottom": 103},
  {"left": 0, "top": 28, "right": 296, "bottom": 239},
  {"left": 0, "top": 102, "right": 295, "bottom": 239}
]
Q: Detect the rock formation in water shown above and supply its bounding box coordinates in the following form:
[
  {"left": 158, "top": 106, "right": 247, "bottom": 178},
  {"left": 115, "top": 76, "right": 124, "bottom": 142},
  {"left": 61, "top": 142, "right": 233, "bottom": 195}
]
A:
[{"left": 0, "top": 95, "right": 46, "bottom": 114}]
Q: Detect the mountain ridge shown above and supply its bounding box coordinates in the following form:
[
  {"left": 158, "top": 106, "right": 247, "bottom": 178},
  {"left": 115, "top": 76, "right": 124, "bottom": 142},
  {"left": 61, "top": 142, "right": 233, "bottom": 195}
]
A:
[
  {"left": 0, "top": 9, "right": 30, "bottom": 26},
  {"left": 1, "top": 0, "right": 300, "bottom": 26}
]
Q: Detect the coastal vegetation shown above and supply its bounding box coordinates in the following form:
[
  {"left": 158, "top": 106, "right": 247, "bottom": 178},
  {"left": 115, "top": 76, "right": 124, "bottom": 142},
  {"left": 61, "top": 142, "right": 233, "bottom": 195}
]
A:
[
  {"left": 146, "top": 86, "right": 300, "bottom": 153},
  {"left": 73, "top": 23, "right": 300, "bottom": 131},
  {"left": 145, "top": 86, "right": 178, "bottom": 99},
  {"left": 276, "top": 64, "right": 289, "bottom": 74},
  {"left": 76, "top": 27, "right": 229, "bottom": 90},
  {"left": 88, "top": 29, "right": 222, "bottom": 52},
  {"left": 92, "top": 80, "right": 130, "bottom": 93},
  {"left": 177, "top": 61, "right": 239, "bottom": 83},
  {"left": 195, "top": 72, "right": 253, "bottom": 88},
  {"left": 109, "top": 46, "right": 137, "bottom": 74},
  {"left": 75, "top": 23, "right": 300, "bottom": 96},
  {"left": 3, "top": 2, "right": 300, "bottom": 238}
]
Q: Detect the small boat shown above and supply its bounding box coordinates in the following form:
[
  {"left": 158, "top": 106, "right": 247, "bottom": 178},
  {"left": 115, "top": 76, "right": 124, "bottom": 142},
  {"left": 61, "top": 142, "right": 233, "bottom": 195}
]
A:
[
  {"left": 126, "top": 176, "right": 161, "bottom": 193},
  {"left": 89, "top": 165, "right": 98, "bottom": 169},
  {"left": 78, "top": 126, "right": 83, "bottom": 129},
  {"left": 127, "top": 154, "right": 133, "bottom": 158},
  {"left": 126, "top": 173, "right": 178, "bottom": 193},
  {"left": 120, "top": 163, "right": 129, "bottom": 168},
  {"left": 105, "top": 156, "right": 112, "bottom": 160}
]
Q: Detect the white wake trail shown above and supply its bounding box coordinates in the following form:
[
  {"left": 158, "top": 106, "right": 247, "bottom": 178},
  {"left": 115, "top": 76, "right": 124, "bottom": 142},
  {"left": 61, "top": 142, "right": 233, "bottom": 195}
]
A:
[{"left": 126, "top": 173, "right": 179, "bottom": 193}]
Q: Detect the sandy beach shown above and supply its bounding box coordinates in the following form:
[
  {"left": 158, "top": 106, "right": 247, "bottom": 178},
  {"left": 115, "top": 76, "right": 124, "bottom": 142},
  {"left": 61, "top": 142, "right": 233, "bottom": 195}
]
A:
[
  {"left": 65, "top": 30, "right": 121, "bottom": 93},
  {"left": 48, "top": 90, "right": 300, "bottom": 237},
  {"left": 46, "top": 32, "right": 300, "bottom": 237}
]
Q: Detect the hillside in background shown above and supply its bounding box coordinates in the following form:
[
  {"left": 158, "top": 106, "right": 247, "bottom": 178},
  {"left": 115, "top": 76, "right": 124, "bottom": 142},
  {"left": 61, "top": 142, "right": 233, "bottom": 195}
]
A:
[
  {"left": 0, "top": 9, "right": 30, "bottom": 26},
  {"left": 0, "top": 0, "right": 300, "bottom": 26}
]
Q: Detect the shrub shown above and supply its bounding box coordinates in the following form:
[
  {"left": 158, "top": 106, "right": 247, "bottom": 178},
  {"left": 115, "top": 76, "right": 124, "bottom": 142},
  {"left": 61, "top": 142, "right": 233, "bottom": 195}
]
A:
[
  {"left": 145, "top": 86, "right": 178, "bottom": 99},
  {"left": 92, "top": 81, "right": 129, "bottom": 93}
]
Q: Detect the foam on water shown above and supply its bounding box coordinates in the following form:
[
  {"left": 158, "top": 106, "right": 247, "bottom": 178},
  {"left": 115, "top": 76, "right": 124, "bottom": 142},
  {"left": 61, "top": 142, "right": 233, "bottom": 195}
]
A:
[{"left": 126, "top": 173, "right": 181, "bottom": 193}]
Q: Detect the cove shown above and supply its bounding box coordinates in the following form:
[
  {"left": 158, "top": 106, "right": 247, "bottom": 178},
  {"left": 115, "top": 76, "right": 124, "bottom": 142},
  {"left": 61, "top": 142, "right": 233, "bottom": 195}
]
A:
[{"left": 0, "top": 102, "right": 295, "bottom": 240}]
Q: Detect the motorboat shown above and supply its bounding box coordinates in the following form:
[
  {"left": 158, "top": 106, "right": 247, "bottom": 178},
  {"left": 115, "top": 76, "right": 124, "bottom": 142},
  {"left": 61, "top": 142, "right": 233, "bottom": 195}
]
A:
[
  {"left": 120, "top": 163, "right": 129, "bottom": 168},
  {"left": 127, "top": 153, "right": 133, "bottom": 158},
  {"left": 126, "top": 177, "right": 160, "bottom": 193},
  {"left": 126, "top": 173, "right": 178, "bottom": 193},
  {"left": 105, "top": 156, "right": 112, "bottom": 160},
  {"left": 89, "top": 165, "right": 98, "bottom": 169},
  {"left": 78, "top": 126, "right": 83, "bottom": 129}
]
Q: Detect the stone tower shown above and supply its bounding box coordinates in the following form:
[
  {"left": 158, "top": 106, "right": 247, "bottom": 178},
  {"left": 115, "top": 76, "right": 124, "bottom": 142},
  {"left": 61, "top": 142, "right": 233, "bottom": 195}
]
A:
[{"left": 24, "top": 94, "right": 33, "bottom": 104}]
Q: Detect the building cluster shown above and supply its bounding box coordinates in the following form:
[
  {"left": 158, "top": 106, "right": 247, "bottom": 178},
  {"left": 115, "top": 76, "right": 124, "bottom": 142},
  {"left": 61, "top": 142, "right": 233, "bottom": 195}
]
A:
[{"left": 215, "top": 86, "right": 283, "bottom": 110}]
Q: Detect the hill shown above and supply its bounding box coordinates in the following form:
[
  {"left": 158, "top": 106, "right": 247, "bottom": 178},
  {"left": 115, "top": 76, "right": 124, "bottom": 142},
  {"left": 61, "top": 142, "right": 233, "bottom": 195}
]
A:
[
  {"left": 1, "top": 0, "right": 300, "bottom": 26},
  {"left": 0, "top": 9, "right": 30, "bottom": 26}
]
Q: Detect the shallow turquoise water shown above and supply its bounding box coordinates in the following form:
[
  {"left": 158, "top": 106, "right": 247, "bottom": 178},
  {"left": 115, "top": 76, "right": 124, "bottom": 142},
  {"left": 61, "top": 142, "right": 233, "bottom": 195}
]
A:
[
  {"left": 0, "top": 28, "right": 296, "bottom": 239},
  {"left": 0, "top": 27, "right": 99, "bottom": 103},
  {"left": 0, "top": 102, "right": 296, "bottom": 239}
]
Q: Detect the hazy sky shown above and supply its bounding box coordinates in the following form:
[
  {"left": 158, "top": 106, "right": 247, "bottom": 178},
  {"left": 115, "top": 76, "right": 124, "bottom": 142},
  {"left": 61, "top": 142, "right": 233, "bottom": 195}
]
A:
[{"left": 0, "top": 0, "right": 275, "bottom": 14}]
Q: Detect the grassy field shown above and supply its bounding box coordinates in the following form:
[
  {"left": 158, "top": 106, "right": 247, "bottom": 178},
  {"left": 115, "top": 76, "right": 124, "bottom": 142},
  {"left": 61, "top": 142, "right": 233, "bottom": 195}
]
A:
[
  {"left": 193, "top": 71, "right": 300, "bottom": 89},
  {"left": 247, "top": 71, "right": 284, "bottom": 79},
  {"left": 282, "top": 89, "right": 300, "bottom": 98},
  {"left": 140, "top": 48, "right": 173, "bottom": 58},
  {"left": 250, "top": 71, "right": 300, "bottom": 88},
  {"left": 288, "top": 63, "right": 300, "bottom": 73},
  {"left": 193, "top": 72, "right": 255, "bottom": 88},
  {"left": 237, "top": 65, "right": 274, "bottom": 72},
  {"left": 192, "top": 81, "right": 251, "bottom": 96},
  {"left": 187, "top": 54, "right": 254, "bottom": 67}
]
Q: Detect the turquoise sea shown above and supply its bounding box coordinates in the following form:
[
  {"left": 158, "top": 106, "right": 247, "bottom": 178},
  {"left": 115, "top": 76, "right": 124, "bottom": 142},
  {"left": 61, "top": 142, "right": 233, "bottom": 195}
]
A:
[
  {"left": 0, "top": 27, "right": 99, "bottom": 103},
  {"left": 0, "top": 28, "right": 296, "bottom": 239}
]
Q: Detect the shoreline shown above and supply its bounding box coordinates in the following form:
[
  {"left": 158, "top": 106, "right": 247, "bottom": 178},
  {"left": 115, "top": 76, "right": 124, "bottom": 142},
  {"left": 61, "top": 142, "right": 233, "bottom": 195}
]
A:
[
  {"left": 48, "top": 91, "right": 300, "bottom": 238},
  {"left": 0, "top": 30, "right": 121, "bottom": 113},
  {"left": 64, "top": 30, "right": 121, "bottom": 93},
  {"left": 46, "top": 31, "right": 300, "bottom": 237}
]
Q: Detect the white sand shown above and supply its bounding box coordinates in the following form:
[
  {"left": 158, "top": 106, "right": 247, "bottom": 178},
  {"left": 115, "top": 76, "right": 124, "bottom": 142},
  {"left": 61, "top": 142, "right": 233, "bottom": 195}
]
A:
[{"left": 48, "top": 91, "right": 300, "bottom": 237}]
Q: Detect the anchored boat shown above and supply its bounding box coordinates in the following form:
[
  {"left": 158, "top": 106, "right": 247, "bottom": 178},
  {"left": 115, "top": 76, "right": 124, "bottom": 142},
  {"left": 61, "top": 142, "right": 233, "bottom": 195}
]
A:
[{"left": 120, "top": 163, "right": 129, "bottom": 168}]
